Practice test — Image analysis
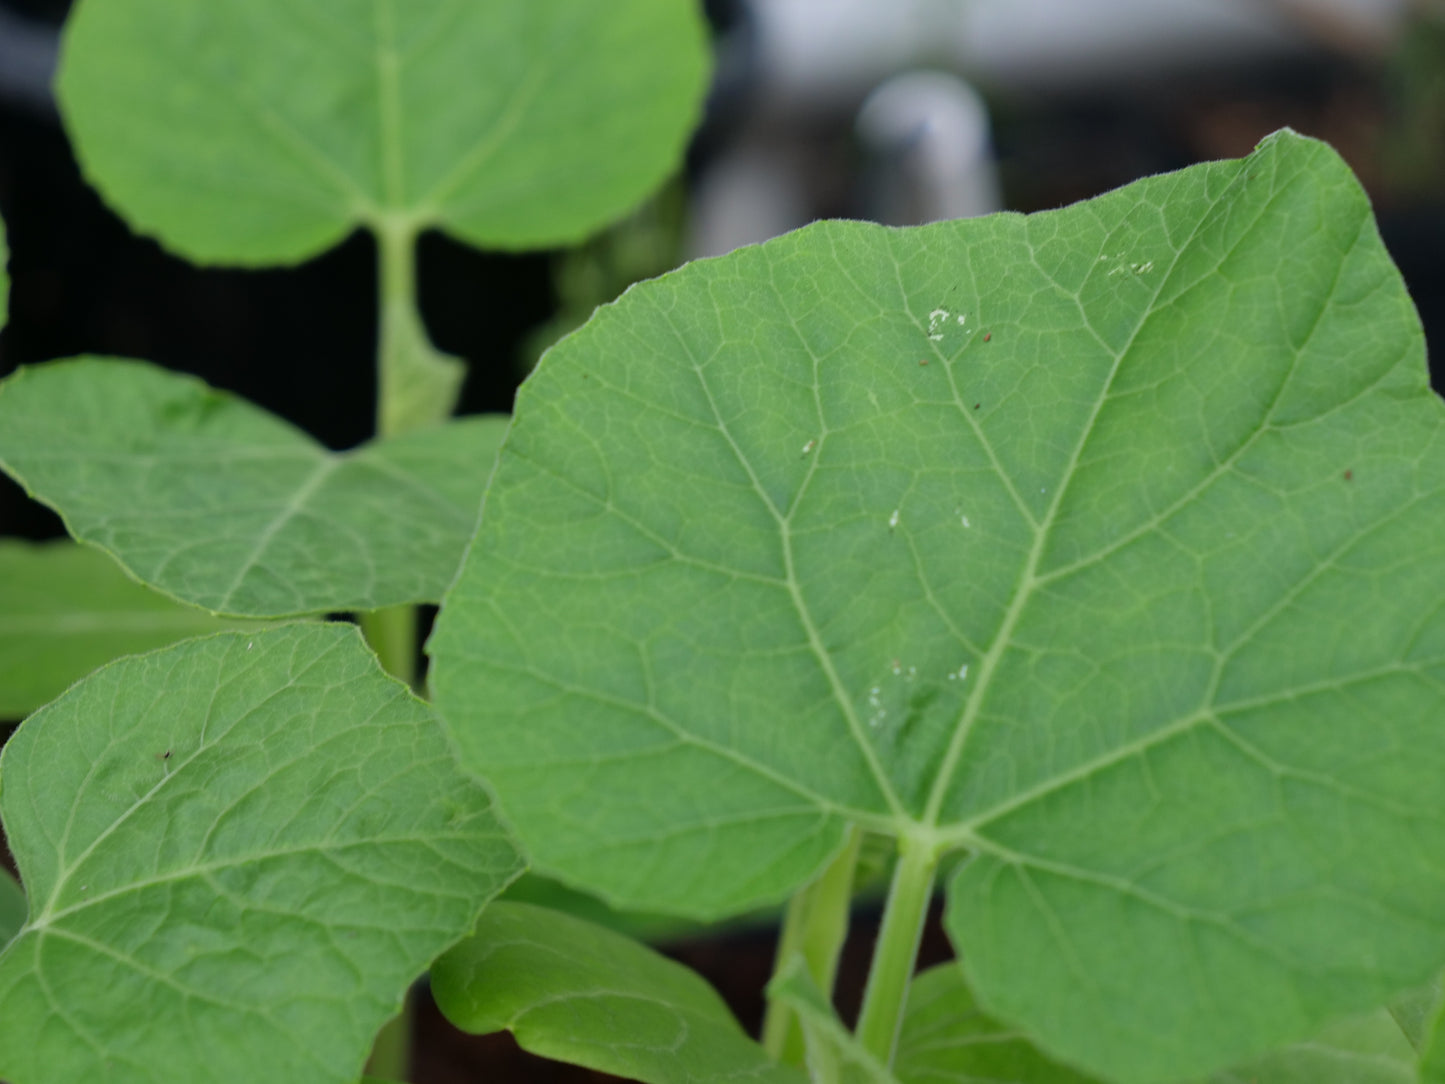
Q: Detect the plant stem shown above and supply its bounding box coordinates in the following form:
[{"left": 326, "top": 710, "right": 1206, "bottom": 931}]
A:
[
  {"left": 853, "top": 837, "right": 938, "bottom": 1067},
  {"left": 374, "top": 215, "right": 464, "bottom": 439},
  {"left": 762, "top": 827, "right": 862, "bottom": 1066},
  {"left": 360, "top": 216, "right": 454, "bottom": 1081}
]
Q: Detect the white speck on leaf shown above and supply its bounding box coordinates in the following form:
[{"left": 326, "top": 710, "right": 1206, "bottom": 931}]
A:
[
  {"left": 929, "top": 334, "right": 943, "bottom": 342},
  {"left": 947, "top": 664, "right": 969, "bottom": 682},
  {"left": 889, "top": 509, "right": 900, "bottom": 530},
  {"left": 956, "top": 314, "right": 966, "bottom": 325},
  {"left": 801, "top": 438, "right": 816, "bottom": 456},
  {"left": 960, "top": 514, "right": 971, "bottom": 528}
]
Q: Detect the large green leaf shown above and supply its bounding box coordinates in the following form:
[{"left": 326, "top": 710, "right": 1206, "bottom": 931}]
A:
[
  {"left": 896, "top": 963, "right": 1418, "bottom": 1084},
  {"left": 432, "top": 900, "right": 801, "bottom": 1084},
  {"left": 429, "top": 128, "right": 1445, "bottom": 1082},
  {"left": 0, "top": 624, "right": 521, "bottom": 1084},
  {"left": 57, "top": 0, "right": 709, "bottom": 263},
  {"left": 0, "top": 359, "right": 508, "bottom": 617},
  {"left": 0, "top": 540, "right": 270, "bottom": 718}
]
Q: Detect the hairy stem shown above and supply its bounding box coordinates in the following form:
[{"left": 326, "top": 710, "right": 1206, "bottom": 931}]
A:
[
  {"left": 853, "top": 837, "right": 938, "bottom": 1067},
  {"left": 762, "top": 827, "right": 862, "bottom": 1065}
]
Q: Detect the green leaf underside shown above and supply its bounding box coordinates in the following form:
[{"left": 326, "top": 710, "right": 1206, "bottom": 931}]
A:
[
  {"left": 0, "top": 624, "right": 521, "bottom": 1084},
  {"left": 0, "top": 359, "right": 508, "bottom": 617},
  {"left": 0, "top": 539, "right": 272, "bottom": 719},
  {"left": 898, "top": 963, "right": 1418, "bottom": 1084},
  {"left": 429, "top": 129, "right": 1445, "bottom": 1082},
  {"left": 432, "top": 901, "right": 801, "bottom": 1084},
  {"left": 768, "top": 956, "right": 898, "bottom": 1084},
  {"left": 57, "top": 0, "right": 709, "bottom": 264}
]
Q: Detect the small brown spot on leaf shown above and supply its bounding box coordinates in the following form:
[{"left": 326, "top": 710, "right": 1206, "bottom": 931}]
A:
[
  {"left": 1344, "top": 469, "right": 1353, "bottom": 481},
  {"left": 982, "top": 332, "right": 992, "bottom": 342}
]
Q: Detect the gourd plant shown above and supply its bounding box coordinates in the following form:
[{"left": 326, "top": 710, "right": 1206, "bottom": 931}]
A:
[{"left": 1, "top": 4, "right": 1445, "bottom": 1084}]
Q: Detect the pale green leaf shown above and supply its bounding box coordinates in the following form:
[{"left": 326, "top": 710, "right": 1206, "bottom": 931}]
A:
[
  {"left": 432, "top": 900, "right": 801, "bottom": 1084},
  {"left": 0, "top": 539, "right": 272, "bottom": 719},
  {"left": 57, "top": 0, "right": 710, "bottom": 263},
  {"left": 0, "top": 624, "right": 522, "bottom": 1084},
  {"left": 0, "top": 359, "right": 508, "bottom": 617},
  {"left": 895, "top": 964, "right": 1101, "bottom": 1084},
  {"left": 767, "top": 955, "right": 899, "bottom": 1084},
  {"left": 430, "top": 128, "right": 1445, "bottom": 1083},
  {"left": 0, "top": 869, "right": 23, "bottom": 949},
  {"left": 897, "top": 964, "right": 1417, "bottom": 1084}
]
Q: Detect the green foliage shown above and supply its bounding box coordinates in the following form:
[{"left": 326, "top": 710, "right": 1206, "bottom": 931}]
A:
[
  {"left": 0, "top": 625, "right": 522, "bottom": 1084},
  {"left": 896, "top": 964, "right": 1419, "bottom": 1084},
  {"left": 0, "top": 540, "right": 270, "bottom": 718},
  {"left": 893, "top": 965, "right": 1100, "bottom": 1084},
  {"left": 433, "top": 901, "right": 800, "bottom": 1084},
  {"left": 57, "top": 0, "right": 710, "bottom": 262},
  {"left": 0, "top": 360, "right": 507, "bottom": 616},
  {"left": 768, "top": 957, "right": 898, "bottom": 1084},
  {"left": 2, "top": 0, "right": 1443, "bottom": 1076},
  {"left": 429, "top": 129, "right": 1445, "bottom": 1082}
]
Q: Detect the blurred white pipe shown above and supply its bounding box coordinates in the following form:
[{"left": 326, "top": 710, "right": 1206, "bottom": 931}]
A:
[
  {"left": 0, "top": 7, "right": 58, "bottom": 117},
  {"left": 855, "top": 71, "right": 1001, "bottom": 224}
]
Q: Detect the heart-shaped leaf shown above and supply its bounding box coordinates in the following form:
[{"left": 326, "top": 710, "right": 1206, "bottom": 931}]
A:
[
  {"left": 429, "top": 129, "right": 1445, "bottom": 1082},
  {"left": 0, "top": 624, "right": 522, "bottom": 1084},
  {"left": 433, "top": 900, "right": 801, "bottom": 1084},
  {"left": 0, "top": 540, "right": 271, "bottom": 719},
  {"left": 57, "top": 0, "right": 709, "bottom": 263},
  {"left": 0, "top": 359, "right": 508, "bottom": 617}
]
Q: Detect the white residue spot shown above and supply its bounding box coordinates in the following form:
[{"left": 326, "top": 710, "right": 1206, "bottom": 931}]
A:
[
  {"left": 907, "top": 665, "right": 917, "bottom": 680},
  {"left": 891, "top": 659, "right": 902, "bottom": 676},
  {"left": 956, "top": 314, "right": 967, "bottom": 326},
  {"left": 929, "top": 334, "right": 943, "bottom": 342},
  {"left": 801, "top": 438, "right": 816, "bottom": 456},
  {"left": 928, "top": 308, "right": 949, "bottom": 332},
  {"left": 960, "top": 514, "right": 971, "bottom": 528},
  {"left": 888, "top": 509, "right": 900, "bottom": 530},
  {"left": 247, "top": 641, "right": 254, "bottom": 651},
  {"left": 947, "top": 663, "right": 969, "bottom": 682},
  {"left": 1131, "top": 260, "right": 1154, "bottom": 274},
  {"left": 867, "top": 685, "right": 885, "bottom": 727}
]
